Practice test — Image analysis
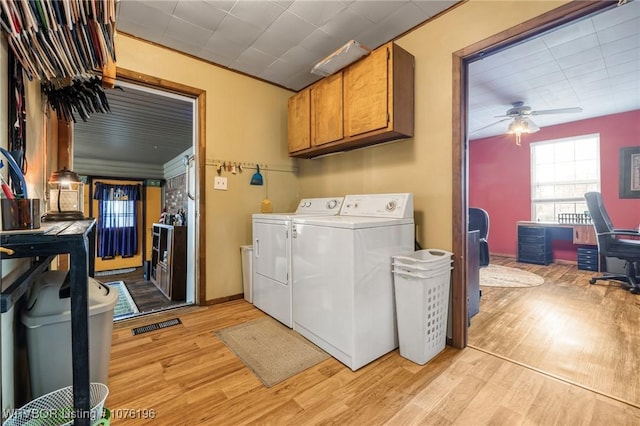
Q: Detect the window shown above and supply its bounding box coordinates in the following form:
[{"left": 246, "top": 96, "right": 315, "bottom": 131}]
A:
[
  {"left": 531, "top": 134, "right": 600, "bottom": 222},
  {"left": 100, "top": 199, "right": 135, "bottom": 228}
]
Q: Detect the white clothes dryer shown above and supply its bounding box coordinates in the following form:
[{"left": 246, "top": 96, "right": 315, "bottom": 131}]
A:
[
  {"left": 291, "top": 193, "right": 414, "bottom": 370},
  {"left": 252, "top": 197, "right": 343, "bottom": 327}
]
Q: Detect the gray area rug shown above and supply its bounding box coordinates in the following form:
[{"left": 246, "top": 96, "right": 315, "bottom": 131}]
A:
[
  {"left": 480, "top": 264, "right": 545, "bottom": 288},
  {"left": 215, "top": 317, "right": 330, "bottom": 387}
]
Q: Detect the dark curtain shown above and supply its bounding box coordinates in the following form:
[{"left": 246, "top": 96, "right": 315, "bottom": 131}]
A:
[{"left": 94, "top": 183, "right": 141, "bottom": 258}]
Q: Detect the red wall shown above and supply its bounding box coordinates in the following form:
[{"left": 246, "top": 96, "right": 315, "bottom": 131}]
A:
[{"left": 469, "top": 110, "right": 640, "bottom": 262}]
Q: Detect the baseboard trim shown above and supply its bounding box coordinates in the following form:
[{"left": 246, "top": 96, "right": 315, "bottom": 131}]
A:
[{"left": 205, "top": 294, "right": 244, "bottom": 305}]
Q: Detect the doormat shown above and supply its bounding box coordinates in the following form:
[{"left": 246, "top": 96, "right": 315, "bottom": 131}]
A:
[
  {"left": 96, "top": 268, "right": 136, "bottom": 277},
  {"left": 480, "top": 264, "right": 545, "bottom": 288},
  {"left": 108, "top": 281, "right": 140, "bottom": 319},
  {"left": 131, "top": 318, "right": 182, "bottom": 336},
  {"left": 215, "top": 317, "right": 330, "bottom": 387}
]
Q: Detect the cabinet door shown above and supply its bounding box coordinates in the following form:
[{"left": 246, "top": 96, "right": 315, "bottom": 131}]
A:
[
  {"left": 287, "top": 89, "right": 310, "bottom": 152},
  {"left": 344, "top": 45, "right": 389, "bottom": 137},
  {"left": 311, "top": 72, "right": 343, "bottom": 146}
]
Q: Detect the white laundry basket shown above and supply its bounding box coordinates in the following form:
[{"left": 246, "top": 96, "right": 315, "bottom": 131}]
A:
[
  {"left": 2, "top": 382, "right": 108, "bottom": 426},
  {"left": 393, "top": 250, "right": 453, "bottom": 365}
]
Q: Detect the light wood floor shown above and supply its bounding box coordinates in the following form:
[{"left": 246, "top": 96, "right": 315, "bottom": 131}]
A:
[
  {"left": 469, "top": 256, "right": 640, "bottom": 408},
  {"left": 107, "top": 292, "right": 640, "bottom": 424}
]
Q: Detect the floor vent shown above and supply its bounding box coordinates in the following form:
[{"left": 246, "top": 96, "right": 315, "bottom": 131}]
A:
[{"left": 131, "top": 318, "right": 182, "bottom": 336}]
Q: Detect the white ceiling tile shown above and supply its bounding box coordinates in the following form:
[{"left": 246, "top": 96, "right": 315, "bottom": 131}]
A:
[
  {"left": 160, "top": 37, "right": 205, "bottom": 58},
  {"left": 592, "top": 0, "right": 639, "bottom": 31},
  {"left": 216, "top": 14, "right": 265, "bottom": 46},
  {"left": 320, "top": 8, "right": 371, "bottom": 41},
  {"left": 229, "top": 1, "right": 286, "bottom": 29},
  {"left": 555, "top": 47, "right": 604, "bottom": 70},
  {"left": 347, "top": 1, "right": 402, "bottom": 23},
  {"left": 265, "top": 10, "right": 318, "bottom": 40},
  {"left": 252, "top": 32, "right": 297, "bottom": 58},
  {"left": 287, "top": 1, "right": 347, "bottom": 26},
  {"left": 163, "top": 16, "right": 214, "bottom": 46},
  {"left": 173, "top": 0, "right": 227, "bottom": 31},
  {"left": 549, "top": 34, "right": 600, "bottom": 59},
  {"left": 600, "top": 34, "right": 640, "bottom": 58},
  {"left": 281, "top": 46, "right": 322, "bottom": 67},
  {"left": 413, "top": 0, "right": 458, "bottom": 17},
  {"left": 231, "top": 47, "right": 279, "bottom": 75},
  {"left": 140, "top": 0, "right": 179, "bottom": 14},
  {"left": 352, "top": 2, "right": 430, "bottom": 48},
  {"left": 299, "top": 29, "right": 344, "bottom": 57},
  {"left": 199, "top": 50, "right": 235, "bottom": 67},
  {"left": 604, "top": 49, "right": 640, "bottom": 68},
  {"left": 203, "top": 32, "right": 251, "bottom": 61},
  {"left": 117, "top": 2, "right": 172, "bottom": 35},
  {"left": 607, "top": 60, "right": 640, "bottom": 78},
  {"left": 203, "top": 0, "right": 237, "bottom": 12},
  {"left": 563, "top": 59, "right": 606, "bottom": 79},
  {"left": 597, "top": 17, "right": 640, "bottom": 45},
  {"left": 541, "top": 18, "right": 596, "bottom": 48}
]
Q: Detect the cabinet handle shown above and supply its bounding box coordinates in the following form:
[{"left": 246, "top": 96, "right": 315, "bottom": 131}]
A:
[{"left": 255, "top": 239, "right": 259, "bottom": 258}]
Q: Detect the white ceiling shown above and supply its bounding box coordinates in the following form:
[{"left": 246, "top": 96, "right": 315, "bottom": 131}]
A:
[
  {"left": 469, "top": 0, "right": 640, "bottom": 139},
  {"left": 115, "top": 0, "right": 459, "bottom": 91},
  {"left": 74, "top": 1, "right": 640, "bottom": 167}
]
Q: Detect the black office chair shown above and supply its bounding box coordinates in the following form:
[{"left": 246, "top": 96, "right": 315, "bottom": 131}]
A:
[
  {"left": 584, "top": 191, "right": 640, "bottom": 294},
  {"left": 469, "top": 207, "right": 490, "bottom": 267}
]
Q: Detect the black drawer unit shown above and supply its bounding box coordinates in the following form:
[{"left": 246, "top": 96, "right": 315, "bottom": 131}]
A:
[
  {"left": 517, "top": 225, "right": 552, "bottom": 265},
  {"left": 577, "top": 246, "right": 599, "bottom": 271}
]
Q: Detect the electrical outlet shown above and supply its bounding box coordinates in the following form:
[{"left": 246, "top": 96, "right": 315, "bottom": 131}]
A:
[{"left": 214, "top": 176, "right": 228, "bottom": 190}]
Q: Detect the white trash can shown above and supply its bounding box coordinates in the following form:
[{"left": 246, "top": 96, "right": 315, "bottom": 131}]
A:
[
  {"left": 392, "top": 250, "right": 453, "bottom": 365},
  {"left": 240, "top": 245, "right": 253, "bottom": 303},
  {"left": 21, "top": 271, "right": 118, "bottom": 398}
]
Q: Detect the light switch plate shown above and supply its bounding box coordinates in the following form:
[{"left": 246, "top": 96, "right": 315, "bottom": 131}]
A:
[{"left": 214, "top": 176, "right": 228, "bottom": 190}]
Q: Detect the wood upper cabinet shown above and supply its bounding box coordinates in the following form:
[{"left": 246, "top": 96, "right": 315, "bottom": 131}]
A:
[
  {"left": 344, "top": 45, "right": 389, "bottom": 137},
  {"left": 287, "top": 89, "right": 310, "bottom": 153},
  {"left": 287, "top": 42, "right": 414, "bottom": 158},
  {"left": 311, "top": 72, "right": 343, "bottom": 146}
]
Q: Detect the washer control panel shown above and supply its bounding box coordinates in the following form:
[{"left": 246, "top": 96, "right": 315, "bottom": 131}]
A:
[
  {"left": 340, "top": 193, "right": 414, "bottom": 218},
  {"left": 295, "top": 197, "right": 344, "bottom": 214}
]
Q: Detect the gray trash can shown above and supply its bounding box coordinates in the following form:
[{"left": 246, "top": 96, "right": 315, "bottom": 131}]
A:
[
  {"left": 21, "top": 270, "right": 118, "bottom": 398},
  {"left": 240, "top": 245, "right": 253, "bottom": 303}
]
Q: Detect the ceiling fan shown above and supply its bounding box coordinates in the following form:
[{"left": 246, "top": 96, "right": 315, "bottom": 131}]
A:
[{"left": 472, "top": 101, "right": 583, "bottom": 145}]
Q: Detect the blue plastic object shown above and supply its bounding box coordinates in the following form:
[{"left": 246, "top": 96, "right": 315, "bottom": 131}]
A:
[{"left": 0, "top": 146, "right": 27, "bottom": 198}]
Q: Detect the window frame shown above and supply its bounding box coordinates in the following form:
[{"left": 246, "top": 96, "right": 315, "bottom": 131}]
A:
[{"left": 530, "top": 133, "right": 601, "bottom": 222}]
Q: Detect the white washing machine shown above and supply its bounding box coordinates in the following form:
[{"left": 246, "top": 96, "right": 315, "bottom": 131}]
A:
[
  {"left": 291, "top": 193, "right": 414, "bottom": 371},
  {"left": 252, "top": 197, "right": 343, "bottom": 327}
]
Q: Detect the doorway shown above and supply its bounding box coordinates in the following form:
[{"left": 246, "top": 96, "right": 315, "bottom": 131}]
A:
[
  {"left": 70, "top": 70, "right": 206, "bottom": 318},
  {"left": 451, "top": 0, "right": 613, "bottom": 349}
]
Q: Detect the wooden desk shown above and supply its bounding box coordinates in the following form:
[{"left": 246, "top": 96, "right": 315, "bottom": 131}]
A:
[
  {"left": 1, "top": 220, "right": 96, "bottom": 426},
  {"left": 516, "top": 221, "right": 597, "bottom": 266}
]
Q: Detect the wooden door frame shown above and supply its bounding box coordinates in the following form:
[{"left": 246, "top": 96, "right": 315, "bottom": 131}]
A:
[
  {"left": 57, "top": 69, "right": 207, "bottom": 305},
  {"left": 450, "top": 0, "right": 612, "bottom": 348}
]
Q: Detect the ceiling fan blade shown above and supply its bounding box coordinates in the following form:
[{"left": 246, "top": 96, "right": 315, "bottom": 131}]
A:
[
  {"left": 470, "top": 117, "right": 511, "bottom": 134},
  {"left": 530, "top": 107, "right": 583, "bottom": 115}
]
